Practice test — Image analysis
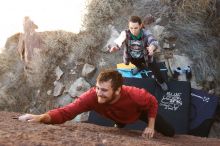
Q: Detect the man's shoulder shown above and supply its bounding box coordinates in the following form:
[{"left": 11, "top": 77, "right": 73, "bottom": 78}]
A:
[
  {"left": 122, "top": 29, "right": 130, "bottom": 35},
  {"left": 121, "top": 30, "right": 128, "bottom": 35},
  {"left": 122, "top": 85, "right": 135, "bottom": 90},
  {"left": 142, "top": 28, "right": 152, "bottom": 36},
  {"left": 122, "top": 85, "right": 144, "bottom": 93},
  {"left": 122, "top": 85, "right": 150, "bottom": 104},
  {"left": 123, "top": 85, "right": 148, "bottom": 94}
]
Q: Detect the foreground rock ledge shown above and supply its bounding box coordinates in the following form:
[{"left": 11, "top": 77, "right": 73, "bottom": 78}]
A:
[{"left": 0, "top": 111, "right": 219, "bottom": 146}]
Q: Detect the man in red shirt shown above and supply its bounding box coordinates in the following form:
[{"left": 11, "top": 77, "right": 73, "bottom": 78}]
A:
[{"left": 19, "top": 69, "right": 175, "bottom": 138}]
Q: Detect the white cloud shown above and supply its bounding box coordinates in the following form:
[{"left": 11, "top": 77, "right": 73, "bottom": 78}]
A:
[{"left": 0, "top": 0, "right": 87, "bottom": 48}]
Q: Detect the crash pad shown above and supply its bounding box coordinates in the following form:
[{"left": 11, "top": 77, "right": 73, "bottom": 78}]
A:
[
  {"left": 188, "top": 88, "right": 219, "bottom": 137},
  {"left": 154, "top": 81, "right": 191, "bottom": 134}
]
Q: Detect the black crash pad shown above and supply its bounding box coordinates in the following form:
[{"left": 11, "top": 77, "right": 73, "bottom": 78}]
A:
[
  {"left": 123, "top": 77, "right": 156, "bottom": 95},
  {"left": 188, "top": 88, "right": 219, "bottom": 137},
  {"left": 154, "top": 81, "right": 191, "bottom": 134}
]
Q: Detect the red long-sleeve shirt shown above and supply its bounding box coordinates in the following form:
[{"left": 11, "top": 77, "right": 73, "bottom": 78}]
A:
[{"left": 48, "top": 85, "right": 158, "bottom": 124}]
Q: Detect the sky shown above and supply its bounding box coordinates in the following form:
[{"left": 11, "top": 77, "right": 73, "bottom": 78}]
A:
[{"left": 0, "top": 0, "right": 87, "bottom": 48}]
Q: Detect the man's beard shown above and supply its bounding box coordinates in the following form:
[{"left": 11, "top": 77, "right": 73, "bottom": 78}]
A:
[{"left": 98, "top": 92, "right": 117, "bottom": 104}]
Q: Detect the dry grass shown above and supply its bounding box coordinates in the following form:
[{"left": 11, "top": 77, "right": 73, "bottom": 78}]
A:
[
  {"left": 175, "top": 0, "right": 216, "bottom": 22},
  {"left": 0, "top": 46, "right": 32, "bottom": 112},
  {"left": 82, "top": 0, "right": 133, "bottom": 45},
  {"left": 0, "top": 49, "right": 20, "bottom": 76},
  {"left": 83, "top": 0, "right": 132, "bottom": 31}
]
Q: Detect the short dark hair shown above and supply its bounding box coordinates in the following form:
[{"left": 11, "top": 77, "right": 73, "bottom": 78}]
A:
[
  {"left": 129, "top": 16, "right": 142, "bottom": 25},
  {"left": 96, "top": 69, "right": 123, "bottom": 91}
]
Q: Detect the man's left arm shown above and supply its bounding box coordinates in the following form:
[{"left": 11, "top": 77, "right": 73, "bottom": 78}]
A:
[
  {"left": 141, "top": 89, "right": 158, "bottom": 138},
  {"left": 130, "top": 88, "right": 158, "bottom": 138},
  {"left": 143, "top": 29, "right": 159, "bottom": 56},
  {"left": 147, "top": 44, "right": 157, "bottom": 56},
  {"left": 142, "top": 117, "right": 155, "bottom": 139},
  {"left": 143, "top": 92, "right": 157, "bottom": 138}
]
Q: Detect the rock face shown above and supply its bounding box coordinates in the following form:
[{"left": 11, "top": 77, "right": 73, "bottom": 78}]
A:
[
  {"left": 17, "top": 16, "right": 42, "bottom": 63},
  {"left": 16, "top": 17, "right": 46, "bottom": 88},
  {"left": 0, "top": 111, "right": 220, "bottom": 146},
  {"left": 68, "top": 77, "right": 91, "bottom": 97}
]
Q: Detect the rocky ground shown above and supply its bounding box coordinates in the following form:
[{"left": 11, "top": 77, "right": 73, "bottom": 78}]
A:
[{"left": 0, "top": 111, "right": 219, "bottom": 146}]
